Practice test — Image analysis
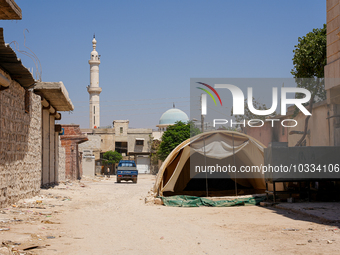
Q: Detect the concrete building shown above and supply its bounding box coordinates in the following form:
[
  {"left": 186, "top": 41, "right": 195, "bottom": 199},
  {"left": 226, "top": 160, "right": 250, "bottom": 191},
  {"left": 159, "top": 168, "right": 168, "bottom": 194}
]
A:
[
  {"left": 0, "top": 27, "right": 41, "bottom": 206},
  {"left": 244, "top": 1, "right": 340, "bottom": 148},
  {"left": 243, "top": 115, "right": 291, "bottom": 148},
  {"left": 34, "top": 82, "right": 74, "bottom": 185},
  {"left": 80, "top": 121, "right": 153, "bottom": 174},
  {"left": 87, "top": 36, "right": 102, "bottom": 129},
  {"left": 278, "top": 1, "right": 340, "bottom": 148},
  {"left": 242, "top": 101, "right": 329, "bottom": 148},
  {"left": 325, "top": 0, "right": 340, "bottom": 146}
]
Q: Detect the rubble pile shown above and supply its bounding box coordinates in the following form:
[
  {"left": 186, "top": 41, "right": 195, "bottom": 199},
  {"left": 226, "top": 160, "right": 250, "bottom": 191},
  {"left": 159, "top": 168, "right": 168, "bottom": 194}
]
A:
[{"left": 0, "top": 181, "right": 82, "bottom": 254}]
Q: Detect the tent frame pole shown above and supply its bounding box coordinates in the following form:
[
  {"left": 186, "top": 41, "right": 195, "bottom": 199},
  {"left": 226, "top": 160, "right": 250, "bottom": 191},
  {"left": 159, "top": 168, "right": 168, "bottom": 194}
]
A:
[
  {"left": 204, "top": 135, "right": 208, "bottom": 197},
  {"left": 233, "top": 134, "right": 237, "bottom": 197}
]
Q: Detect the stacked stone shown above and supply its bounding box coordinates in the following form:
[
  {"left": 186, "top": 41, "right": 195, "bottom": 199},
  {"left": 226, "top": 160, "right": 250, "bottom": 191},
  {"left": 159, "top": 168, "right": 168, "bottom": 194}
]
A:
[{"left": 0, "top": 69, "right": 41, "bottom": 207}]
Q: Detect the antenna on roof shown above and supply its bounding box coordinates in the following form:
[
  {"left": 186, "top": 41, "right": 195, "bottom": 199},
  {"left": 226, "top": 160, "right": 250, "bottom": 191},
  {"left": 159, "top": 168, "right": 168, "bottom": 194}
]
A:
[
  {"left": 173, "top": 103, "right": 175, "bottom": 108},
  {"left": 93, "top": 33, "right": 95, "bottom": 38}
]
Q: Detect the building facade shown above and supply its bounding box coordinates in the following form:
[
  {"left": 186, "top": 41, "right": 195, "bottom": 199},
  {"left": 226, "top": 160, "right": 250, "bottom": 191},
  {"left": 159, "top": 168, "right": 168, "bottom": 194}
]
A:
[
  {"left": 0, "top": 1, "right": 75, "bottom": 205},
  {"left": 34, "top": 81, "right": 74, "bottom": 185},
  {"left": 80, "top": 120, "right": 153, "bottom": 174},
  {"left": 60, "top": 125, "right": 88, "bottom": 180}
]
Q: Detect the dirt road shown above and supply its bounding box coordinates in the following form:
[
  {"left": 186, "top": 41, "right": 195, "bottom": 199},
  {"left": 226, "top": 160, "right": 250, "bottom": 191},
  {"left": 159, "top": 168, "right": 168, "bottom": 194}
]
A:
[{"left": 2, "top": 175, "right": 340, "bottom": 254}]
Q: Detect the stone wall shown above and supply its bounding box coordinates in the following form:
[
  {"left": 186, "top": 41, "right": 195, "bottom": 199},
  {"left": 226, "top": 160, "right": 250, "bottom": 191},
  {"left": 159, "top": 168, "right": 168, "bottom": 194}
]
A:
[{"left": 0, "top": 69, "right": 41, "bottom": 207}]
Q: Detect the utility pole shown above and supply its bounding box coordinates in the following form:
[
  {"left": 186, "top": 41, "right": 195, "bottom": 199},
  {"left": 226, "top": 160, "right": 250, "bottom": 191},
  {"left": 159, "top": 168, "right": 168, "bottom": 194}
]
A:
[{"left": 201, "top": 93, "right": 206, "bottom": 133}]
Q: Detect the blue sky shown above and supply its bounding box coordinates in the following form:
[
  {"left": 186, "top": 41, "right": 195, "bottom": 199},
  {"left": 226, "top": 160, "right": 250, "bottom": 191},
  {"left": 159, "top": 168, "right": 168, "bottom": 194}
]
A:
[{"left": 1, "top": 0, "right": 326, "bottom": 129}]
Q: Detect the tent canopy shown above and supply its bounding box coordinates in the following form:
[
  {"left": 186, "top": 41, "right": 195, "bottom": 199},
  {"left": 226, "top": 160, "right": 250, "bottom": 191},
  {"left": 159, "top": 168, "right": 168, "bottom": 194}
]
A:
[{"left": 153, "top": 130, "right": 267, "bottom": 197}]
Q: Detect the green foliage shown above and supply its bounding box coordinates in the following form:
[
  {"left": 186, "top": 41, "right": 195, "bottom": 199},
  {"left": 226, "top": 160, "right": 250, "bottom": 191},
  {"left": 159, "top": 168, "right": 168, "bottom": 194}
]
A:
[
  {"left": 150, "top": 138, "right": 161, "bottom": 165},
  {"left": 157, "top": 121, "right": 201, "bottom": 161},
  {"left": 189, "top": 120, "right": 201, "bottom": 138},
  {"left": 291, "top": 24, "right": 326, "bottom": 103},
  {"left": 103, "top": 150, "right": 122, "bottom": 165},
  {"left": 290, "top": 24, "right": 326, "bottom": 146}
]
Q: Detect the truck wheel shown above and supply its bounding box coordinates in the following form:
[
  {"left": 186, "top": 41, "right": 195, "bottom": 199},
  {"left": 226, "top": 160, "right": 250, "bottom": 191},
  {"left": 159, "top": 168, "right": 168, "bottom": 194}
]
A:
[
  {"left": 117, "top": 178, "right": 121, "bottom": 183},
  {"left": 133, "top": 178, "right": 137, "bottom": 184}
]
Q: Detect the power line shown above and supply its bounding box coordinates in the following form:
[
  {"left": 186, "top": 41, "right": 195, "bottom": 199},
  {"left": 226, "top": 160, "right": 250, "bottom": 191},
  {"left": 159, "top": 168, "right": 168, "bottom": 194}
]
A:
[
  {"left": 72, "top": 96, "right": 190, "bottom": 103},
  {"left": 61, "top": 108, "right": 190, "bottom": 119},
  {"left": 71, "top": 104, "right": 190, "bottom": 114},
  {"left": 73, "top": 100, "right": 191, "bottom": 108}
]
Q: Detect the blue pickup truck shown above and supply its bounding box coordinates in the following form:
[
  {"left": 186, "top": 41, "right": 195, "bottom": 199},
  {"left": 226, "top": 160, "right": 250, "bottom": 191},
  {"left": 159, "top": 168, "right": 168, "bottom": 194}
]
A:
[{"left": 116, "top": 160, "right": 138, "bottom": 183}]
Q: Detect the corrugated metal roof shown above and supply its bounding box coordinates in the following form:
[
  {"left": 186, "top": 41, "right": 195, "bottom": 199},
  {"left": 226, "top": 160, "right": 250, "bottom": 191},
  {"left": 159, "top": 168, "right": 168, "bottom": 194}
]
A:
[{"left": 0, "top": 28, "right": 35, "bottom": 88}]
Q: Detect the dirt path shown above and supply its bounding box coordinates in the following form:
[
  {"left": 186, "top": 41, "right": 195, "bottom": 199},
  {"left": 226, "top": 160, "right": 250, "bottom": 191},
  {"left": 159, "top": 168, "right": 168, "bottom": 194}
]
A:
[{"left": 2, "top": 175, "right": 340, "bottom": 254}]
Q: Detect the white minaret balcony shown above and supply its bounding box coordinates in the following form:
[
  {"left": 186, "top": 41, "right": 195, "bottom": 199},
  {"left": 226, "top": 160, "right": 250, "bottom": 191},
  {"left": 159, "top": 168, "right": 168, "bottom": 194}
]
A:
[{"left": 87, "top": 86, "right": 102, "bottom": 93}]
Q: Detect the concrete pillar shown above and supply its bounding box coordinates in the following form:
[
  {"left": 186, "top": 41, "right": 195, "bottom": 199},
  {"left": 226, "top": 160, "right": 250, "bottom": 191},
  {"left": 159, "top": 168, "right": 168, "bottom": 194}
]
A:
[
  {"left": 54, "top": 132, "right": 59, "bottom": 183},
  {"left": 42, "top": 109, "right": 50, "bottom": 185},
  {"left": 49, "top": 115, "right": 55, "bottom": 183}
]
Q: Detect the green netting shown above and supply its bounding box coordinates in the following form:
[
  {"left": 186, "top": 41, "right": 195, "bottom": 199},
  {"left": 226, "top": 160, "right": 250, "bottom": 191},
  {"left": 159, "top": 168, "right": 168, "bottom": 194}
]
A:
[{"left": 160, "top": 195, "right": 266, "bottom": 207}]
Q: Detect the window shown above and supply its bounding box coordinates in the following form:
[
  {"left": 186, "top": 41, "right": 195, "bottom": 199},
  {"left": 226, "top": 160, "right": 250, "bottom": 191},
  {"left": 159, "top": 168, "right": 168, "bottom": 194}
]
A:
[
  {"left": 94, "top": 116, "right": 95, "bottom": 126},
  {"left": 136, "top": 140, "right": 144, "bottom": 146},
  {"left": 118, "top": 161, "right": 136, "bottom": 167},
  {"left": 120, "top": 127, "right": 123, "bottom": 133},
  {"left": 94, "top": 106, "right": 95, "bottom": 114}
]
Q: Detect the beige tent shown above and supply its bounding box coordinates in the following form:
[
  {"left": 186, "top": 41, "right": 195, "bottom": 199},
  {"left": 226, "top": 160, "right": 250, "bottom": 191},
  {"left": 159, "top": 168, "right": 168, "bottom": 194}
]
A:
[{"left": 153, "top": 130, "right": 267, "bottom": 197}]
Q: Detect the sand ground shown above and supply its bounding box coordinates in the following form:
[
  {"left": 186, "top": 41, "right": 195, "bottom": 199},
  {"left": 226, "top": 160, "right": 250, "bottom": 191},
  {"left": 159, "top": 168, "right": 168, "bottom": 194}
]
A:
[{"left": 1, "top": 175, "right": 340, "bottom": 254}]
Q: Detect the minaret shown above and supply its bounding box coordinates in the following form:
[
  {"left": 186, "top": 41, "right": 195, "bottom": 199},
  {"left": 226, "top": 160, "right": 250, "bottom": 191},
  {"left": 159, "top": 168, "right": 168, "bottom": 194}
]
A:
[{"left": 87, "top": 35, "right": 102, "bottom": 128}]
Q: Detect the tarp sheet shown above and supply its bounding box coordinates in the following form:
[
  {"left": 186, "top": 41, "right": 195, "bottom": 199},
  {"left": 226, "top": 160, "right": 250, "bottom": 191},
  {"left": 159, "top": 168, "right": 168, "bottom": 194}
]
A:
[{"left": 160, "top": 195, "right": 266, "bottom": 207}]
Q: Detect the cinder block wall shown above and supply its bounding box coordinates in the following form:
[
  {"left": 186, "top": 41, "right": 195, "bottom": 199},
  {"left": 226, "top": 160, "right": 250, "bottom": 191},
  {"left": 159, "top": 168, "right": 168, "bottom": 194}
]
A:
[{"left": 0, "top": 69, "right": 41, "bottom": 207}]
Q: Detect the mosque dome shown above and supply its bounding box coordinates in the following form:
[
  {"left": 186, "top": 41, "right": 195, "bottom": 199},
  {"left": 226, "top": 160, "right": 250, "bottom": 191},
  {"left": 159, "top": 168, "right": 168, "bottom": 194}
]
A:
[{"left": 159, "top": 108, "right": 189, "bottom": 125}]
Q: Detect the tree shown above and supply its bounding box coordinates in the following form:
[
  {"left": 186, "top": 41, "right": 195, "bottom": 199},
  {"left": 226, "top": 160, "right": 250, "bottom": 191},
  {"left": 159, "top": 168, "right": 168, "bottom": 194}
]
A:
[
  {"left": 291, "top": 24, "right": 326, "bottom": 146},
  {"left": 103, "top": 150, "right": 122, "bottom": 165},
  {"left": 150, "top": 139, "right": 161, "bottom": 165},
  {"left": 231, "top": 97, "right": 276, "bottom": 131},
  {"left": 157, "top": 121, "right": 201, "bottom": 161}
]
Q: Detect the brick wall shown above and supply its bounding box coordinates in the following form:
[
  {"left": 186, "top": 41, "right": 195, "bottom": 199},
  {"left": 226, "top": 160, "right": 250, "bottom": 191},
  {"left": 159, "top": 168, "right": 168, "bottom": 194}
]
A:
[
  {"left": 0, "top": 69, "right": 41, "bottom": 207},
  {"left": 60, "top": 125, "right": 87, "bottom": 180}
]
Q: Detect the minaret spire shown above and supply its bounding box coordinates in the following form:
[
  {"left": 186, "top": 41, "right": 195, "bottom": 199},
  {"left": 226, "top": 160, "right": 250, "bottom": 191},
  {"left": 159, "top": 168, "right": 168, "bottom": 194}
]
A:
[{"left": 87, "top": 35, "right": 102, "bottom": 128}]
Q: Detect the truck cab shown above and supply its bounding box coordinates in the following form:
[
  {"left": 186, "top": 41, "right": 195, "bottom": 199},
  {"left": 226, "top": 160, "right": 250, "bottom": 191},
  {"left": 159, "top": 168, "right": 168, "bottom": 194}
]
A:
[{"left": 116, "top": 160, "right": 138, "bottom": 183}]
